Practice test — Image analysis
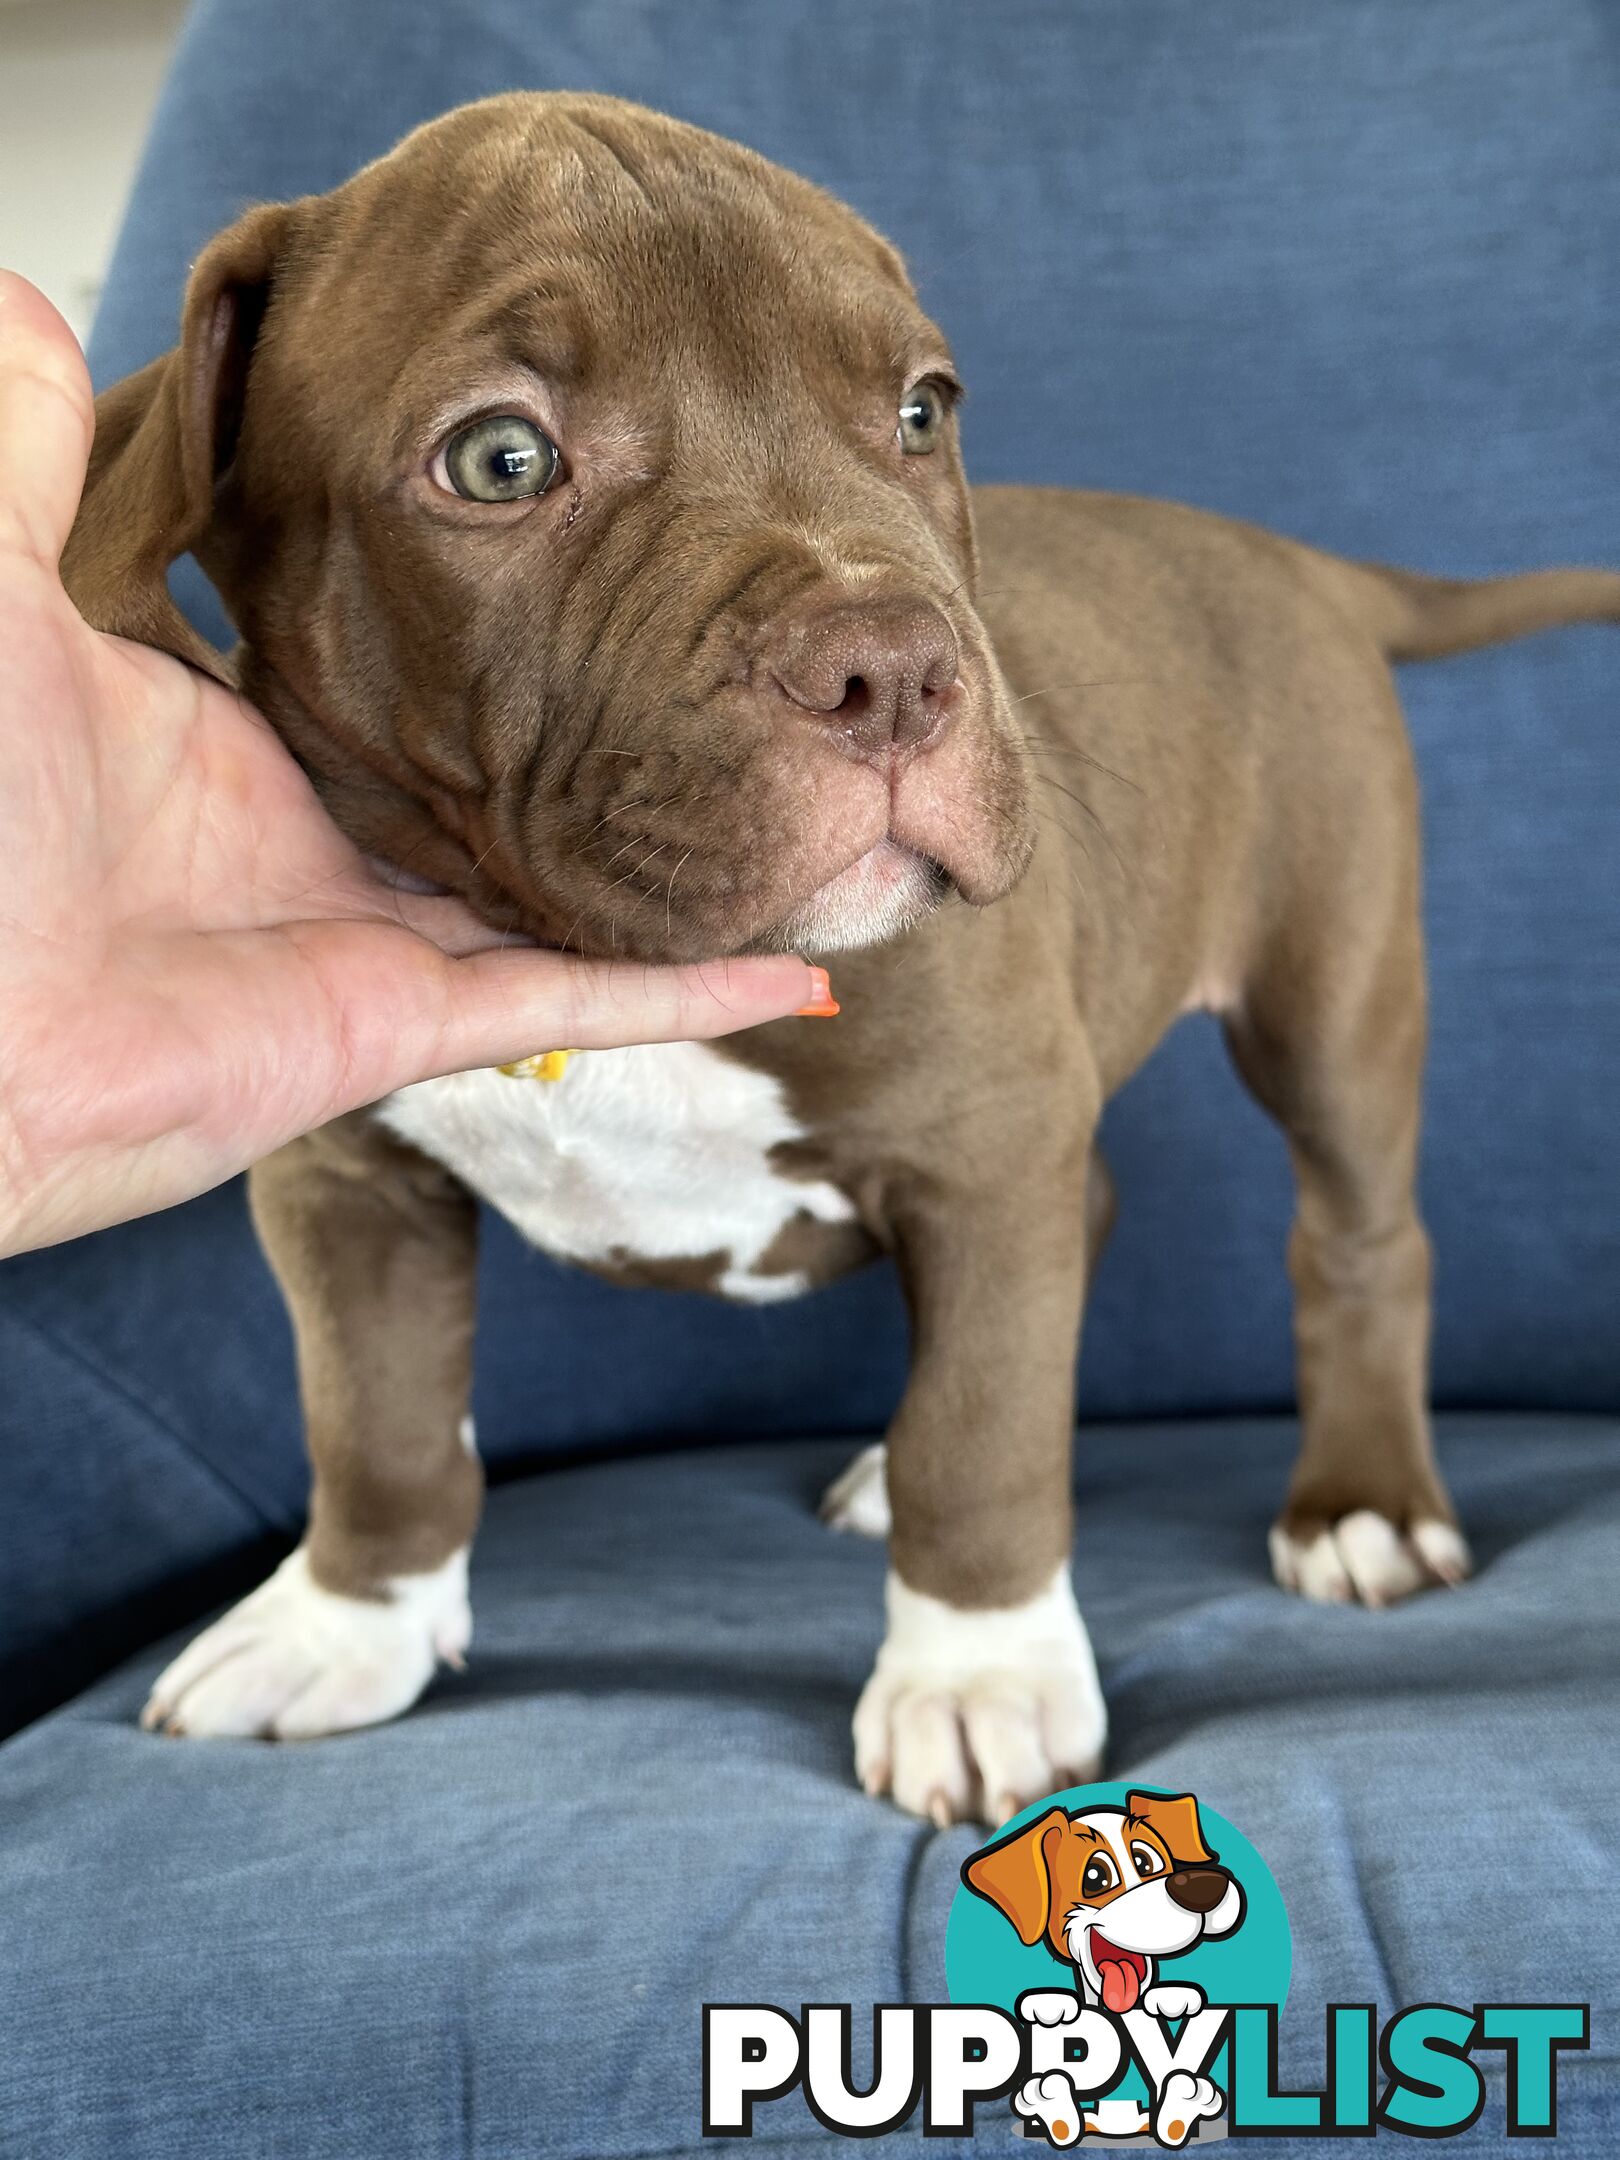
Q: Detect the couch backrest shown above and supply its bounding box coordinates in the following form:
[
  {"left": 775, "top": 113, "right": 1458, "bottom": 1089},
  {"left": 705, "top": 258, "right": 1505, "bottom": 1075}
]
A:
[{"left": 83, "top": 0, "right": 1618, "bottom": 1444}]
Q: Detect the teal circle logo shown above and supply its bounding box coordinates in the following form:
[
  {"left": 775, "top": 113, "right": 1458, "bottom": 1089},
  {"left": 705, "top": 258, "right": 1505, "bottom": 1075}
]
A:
[{"left": 945, "top": 1783, "right": 1290, "bottom": 2142}]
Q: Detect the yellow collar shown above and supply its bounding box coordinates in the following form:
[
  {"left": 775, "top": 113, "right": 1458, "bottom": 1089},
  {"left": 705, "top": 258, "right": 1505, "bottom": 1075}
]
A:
[{"left": 497, "top": 1050, "right": 578, "bottom": 1083}]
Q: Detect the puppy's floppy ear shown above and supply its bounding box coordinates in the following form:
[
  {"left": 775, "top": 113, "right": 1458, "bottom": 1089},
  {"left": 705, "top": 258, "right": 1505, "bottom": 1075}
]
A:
[
  {"left": 962, "top": 1806, "right": 1071, "bottom": 1946},
  {"left": 60, "top": 200, "right": 293, "bottom": 687},
  {"left": 1125, "top": 1789, "right": 1215, "bottom": 1869}
]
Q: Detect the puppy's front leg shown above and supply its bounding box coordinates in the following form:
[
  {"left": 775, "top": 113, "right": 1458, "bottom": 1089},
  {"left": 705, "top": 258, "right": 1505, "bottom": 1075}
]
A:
[
  {"left": 854, "top": 1111, "right": 1106, "bottom": 1826},
  {"left": 142, "top": 1115, "right": 481, "bottom": 1739}
]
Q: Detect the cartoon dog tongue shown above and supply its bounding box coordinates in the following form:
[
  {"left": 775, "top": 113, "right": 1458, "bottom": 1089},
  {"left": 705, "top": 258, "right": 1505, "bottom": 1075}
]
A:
[{"left": 1092, "top": 1937, "right": 1142, "bottom": 2014}]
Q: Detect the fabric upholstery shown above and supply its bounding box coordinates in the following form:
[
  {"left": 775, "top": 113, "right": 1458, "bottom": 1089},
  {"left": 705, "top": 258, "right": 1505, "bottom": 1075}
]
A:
[{"left": 2, "top": 1419, "right": 1615, "bottom": 2156}]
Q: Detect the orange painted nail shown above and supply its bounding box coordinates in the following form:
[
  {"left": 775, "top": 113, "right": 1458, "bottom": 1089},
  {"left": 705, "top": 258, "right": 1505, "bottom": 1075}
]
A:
[{"left": 795, "top": 965, "right": 840, "bottom": 1017}]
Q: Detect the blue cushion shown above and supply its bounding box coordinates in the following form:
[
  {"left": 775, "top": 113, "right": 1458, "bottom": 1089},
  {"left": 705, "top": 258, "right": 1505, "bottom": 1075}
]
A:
[
  {"left": 1, "top": 1416, "right": 1615, "bottom": 2155},
  {"left": 60, "top": 0, "right": 1615, "bottom": 1455}
]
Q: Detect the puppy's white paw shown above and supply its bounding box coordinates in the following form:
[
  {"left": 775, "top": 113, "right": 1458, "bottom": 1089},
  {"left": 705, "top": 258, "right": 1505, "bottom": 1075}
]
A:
[
  {"left": 853, "top": 1566, "right": 1106, "bottom": 1826},
  {"left": 1154, "top": 2069, "right": 1223, "bottom": 2147},
  {"left": 141, "top": 1546, "right": 470, "bottom": 1740},
  {"left": 820, "top": 1442, "right": 890, "bottom": 1538},
  {"left": 1143, "top": 1982, "right": 1205, "bottom": 2023},
  {"left": 1018, "top": 1989, "right": 1083, "bottom": 2028},
  {"left": 1014, "top": 2069, "right": 1084, "bottom": 2147},
  {"left": 1269, "top": 1510, "right": 1471, "bottom": 1607}
]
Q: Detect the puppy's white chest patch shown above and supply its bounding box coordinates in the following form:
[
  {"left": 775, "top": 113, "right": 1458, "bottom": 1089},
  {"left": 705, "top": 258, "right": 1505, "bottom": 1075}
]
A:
[{"left": 377, "top": 1041, "right": 854, "bottom": 1302}]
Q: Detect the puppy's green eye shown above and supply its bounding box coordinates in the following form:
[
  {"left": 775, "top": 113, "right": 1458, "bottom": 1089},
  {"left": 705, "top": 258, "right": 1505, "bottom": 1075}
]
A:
[
  {"left": 440, "top": 415, "right": 559, "bottom": 502},
  {"left": 897, "top": 380, "right": 948, "bottom": 455}
]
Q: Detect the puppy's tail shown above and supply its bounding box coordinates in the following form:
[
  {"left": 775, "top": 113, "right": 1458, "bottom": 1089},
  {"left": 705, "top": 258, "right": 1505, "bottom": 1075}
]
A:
[{"left": 1319, "top": 555, "right": 1620, "bottom": 662}]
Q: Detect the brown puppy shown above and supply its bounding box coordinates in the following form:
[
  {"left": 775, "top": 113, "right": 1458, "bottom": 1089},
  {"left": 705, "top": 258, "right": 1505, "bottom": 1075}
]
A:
[{"left": 63, "top": 93, "right": 1620, "bottom": 1823}]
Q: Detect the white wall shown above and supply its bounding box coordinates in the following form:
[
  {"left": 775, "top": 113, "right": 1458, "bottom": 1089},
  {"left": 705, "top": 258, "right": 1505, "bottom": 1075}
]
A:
[{"left": 0, "top": 0, "right": 188, "bottom": 345}]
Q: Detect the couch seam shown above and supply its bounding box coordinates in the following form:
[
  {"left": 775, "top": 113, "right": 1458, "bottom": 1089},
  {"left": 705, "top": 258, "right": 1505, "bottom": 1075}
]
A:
[
  {"left": 1, "top": 1302, "right": 293, "bottom": 1531},
  {"left": 1330, "top": 1786, "right": 1397, "bottom": 2012},
  {"left": 895, "top": 1821, "right": 933, "bottom": 2006}
]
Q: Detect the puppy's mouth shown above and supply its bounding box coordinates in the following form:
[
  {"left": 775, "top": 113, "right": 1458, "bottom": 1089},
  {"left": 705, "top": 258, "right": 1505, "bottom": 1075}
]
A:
[
  {"left": 1088, "top": 1930, "right": 1149, "bottom": 2015},
  {"left": 759, "top": 835, "right": 954, "bottom": 956}
]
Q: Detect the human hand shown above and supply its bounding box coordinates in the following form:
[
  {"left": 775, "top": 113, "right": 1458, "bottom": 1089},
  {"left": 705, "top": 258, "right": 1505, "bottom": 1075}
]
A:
[{"left": 0, "top": 274, "right": 828, "bottom": 1256}]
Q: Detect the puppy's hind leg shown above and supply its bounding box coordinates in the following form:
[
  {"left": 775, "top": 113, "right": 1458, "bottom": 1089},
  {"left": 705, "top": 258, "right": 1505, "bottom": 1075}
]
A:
[
  {"left": 1224, "top": 852, "right": 1469, "bottom": 1606},
  {"left": 820, "top": 1441, "right": 892, "bottom": 1538},
  {"left": 142, "top": 1115, "right": 482, "bottom": 1739}
]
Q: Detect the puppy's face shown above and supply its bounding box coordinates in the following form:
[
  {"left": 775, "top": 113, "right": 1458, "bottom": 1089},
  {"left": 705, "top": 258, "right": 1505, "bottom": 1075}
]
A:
[
  {"left": 963, "top": 1791, "right": 1246, "bottom": 2015},
  {"left": 186, "top": 95, "right": 1035, "bottom": 961},
  {"left": 1050, "top": 1813, "right": 1207, "bottom": 2013}
]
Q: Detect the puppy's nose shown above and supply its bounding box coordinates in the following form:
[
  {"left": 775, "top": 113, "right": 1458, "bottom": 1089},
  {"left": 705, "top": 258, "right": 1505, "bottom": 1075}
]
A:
[
  {"left": 1165, "top": 1867, "right": 1230, "bottom": 1914},
  {"left": 769, "top": 596, "right": 959, "bottom": 757}
]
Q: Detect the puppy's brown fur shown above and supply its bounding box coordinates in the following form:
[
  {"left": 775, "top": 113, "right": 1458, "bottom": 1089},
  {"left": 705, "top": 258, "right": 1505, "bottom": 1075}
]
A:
[{"left": 64, "top": 94, "right": 1620, "bottom": 1815}]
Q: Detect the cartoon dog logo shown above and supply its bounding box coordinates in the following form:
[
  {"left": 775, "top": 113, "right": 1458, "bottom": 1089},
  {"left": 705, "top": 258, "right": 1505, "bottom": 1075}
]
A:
[{"left": 963, "top": 1788, "right": 1245, "bottom": 2147}]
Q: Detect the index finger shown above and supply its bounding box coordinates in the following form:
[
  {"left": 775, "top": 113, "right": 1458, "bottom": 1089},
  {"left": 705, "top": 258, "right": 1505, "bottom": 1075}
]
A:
[{"left": 0, "top": 271, "right": 95, "bottom": 567}]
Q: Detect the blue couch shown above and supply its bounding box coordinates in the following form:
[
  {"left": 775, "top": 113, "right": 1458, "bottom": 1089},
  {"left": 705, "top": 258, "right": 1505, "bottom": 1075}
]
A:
[{"left": 1, "top": 2, "right": 1615, "bottom": 2152}]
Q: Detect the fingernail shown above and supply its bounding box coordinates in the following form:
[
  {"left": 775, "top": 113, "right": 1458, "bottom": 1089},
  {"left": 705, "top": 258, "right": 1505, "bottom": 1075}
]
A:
[{"left": 795, "top": 965, "right": 840, "bottom": 1017}]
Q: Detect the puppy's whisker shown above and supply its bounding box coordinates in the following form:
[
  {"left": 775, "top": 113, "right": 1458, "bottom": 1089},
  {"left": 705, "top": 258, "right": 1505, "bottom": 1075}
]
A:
[
  {"left": 600, "top": 830, "right": 653, "bottom": 872},
  {"left": 664, "top": 845, "right": 695, "bottom": 940},
  {"left": 1021, "top": 731, "right": 1147, "bottom": 799},
  {"left": 1011, "top": 675, "right": 1165, "bottom": 706},
  {"left": 554, "top": 906, "right": 589, "bottom": 958},
  {"left": 580, "top": 797, "right": 647, "bottom": 843},
  {"left": 463, "top": 833, "right": 505, "bottom": 888},
  {"left": 1036, "top": 810, "right": 1095, "bottom": 914},
  {"left": 1041, "top": 774, "right": 1133, "bottom": 884},
  {"left": 490, "top": 899, "right": 524, "bottom": 954},
  {"left": 600, "top": 842, "right": 670, "bottom": 900},
  {"left": 592, "top": 792, "right": 679, "bottom": 856}
]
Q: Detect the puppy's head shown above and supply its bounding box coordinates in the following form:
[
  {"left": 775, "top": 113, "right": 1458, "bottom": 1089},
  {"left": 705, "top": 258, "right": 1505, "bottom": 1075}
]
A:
[
  {"left": 65, "top": 93, "right": 1034, "bottom": 961},
  {"left": 964, "top": 1791, "right": 1245, "bottom": 2012}
]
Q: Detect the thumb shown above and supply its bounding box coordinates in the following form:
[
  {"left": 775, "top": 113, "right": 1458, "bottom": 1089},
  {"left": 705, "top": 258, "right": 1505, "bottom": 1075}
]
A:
[
  {"left": 0, "top": 272, "right": 94, "bottom": 568},
  {"left": 393, "top": 945, "right": 835, "bottom": 1088}
]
